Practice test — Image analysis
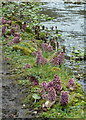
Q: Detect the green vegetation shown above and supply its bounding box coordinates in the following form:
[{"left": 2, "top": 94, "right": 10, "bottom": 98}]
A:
[{"left": 1, "top": 1, "right": 85, "bottom": 118}]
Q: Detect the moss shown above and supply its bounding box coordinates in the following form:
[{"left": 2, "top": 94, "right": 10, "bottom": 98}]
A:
[
  {"left": 23, "top": 42, "right": 36, "bottom": 51},
  {"left": 13, "top": 45, "right": 32, "bottom": 55},
  {"left": 51, "top": 67, "right": 61, "bottom": 72}
]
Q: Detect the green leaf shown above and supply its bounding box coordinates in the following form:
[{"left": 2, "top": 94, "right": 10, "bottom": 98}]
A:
[{"left": 32, "top": 93, "right": 41, "bottom": 100}]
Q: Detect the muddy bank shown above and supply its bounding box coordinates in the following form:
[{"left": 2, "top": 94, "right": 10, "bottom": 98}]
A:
[{"left": 2, "top": 58, "right": 36, "bottom": 119}]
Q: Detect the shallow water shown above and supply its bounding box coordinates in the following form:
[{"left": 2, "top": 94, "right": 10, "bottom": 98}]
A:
[{"left": 39, "top": 1, "right": 85, "bottom": 93}]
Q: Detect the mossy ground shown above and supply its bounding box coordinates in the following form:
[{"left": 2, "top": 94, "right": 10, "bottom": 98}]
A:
[{"left": 1, "top": 1, "right": 86, "bottom": 119}]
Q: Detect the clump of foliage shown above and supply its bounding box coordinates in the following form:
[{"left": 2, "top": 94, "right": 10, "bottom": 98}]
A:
[
  {"left": 50, "top": 52, "right": 64, "bottom": 66},
  {"left": 1, "top": 1, "right": 85, "bottom": 119}
]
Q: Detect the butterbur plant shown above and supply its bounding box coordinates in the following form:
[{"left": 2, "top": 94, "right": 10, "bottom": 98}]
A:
[
  {"left": 7, "top": 20, "right": 12, "bottom": 25},
  {"left": 10, "top": 28, "right": 15, "bottom": 35},
  {"left": 53, "top": 75, "right": 62, "bottom": 94},
  {"left": 12, "top": 36, "right": 20, "bottom": 43},
  {"left": 51, "top": 52, "right": 64, "bottom": 66},
  {"left": 2, "top": 26, "right": 6, "bottom": 35},
  {"left": 41, "top": 43, "right": 53, "bottom": 52},
  {"left": 42, "top": 43, "right": 48, "bottom": 51},
  {"left": 42, "top": 82, "right": 47, "bottom": 90},
  {"left": 14, "top": 33, "right": 20, "bottom": 38},
  {"left": 2, "top": 17, "right": 7, "bottom": 24},
  {"left": 47, "top": 81, "right": 53, "bottom": 88},
  {"left": 48, "top": 45, "right": 53, "bottom": 52},
  {"left": 47, "top": 87, "right": 57, "bottom": 102},
  {"left": 29, "top": 76, "right": 39, "bottom": 86},
  {"left": 23, "top": 64, "right": 31, "bottom": 69},
  {"left": 32, "top": 51, "right": 38, "bottom": 57},
  {"left": 60, "top": 91, "right": 68, "bottom": 106},
  {"left": 36, "top": 50, "right": 42, "bottom": 65},
  {"left": 68, "top": 78, "right": 76, "bottom": 90},
  {"left": 36, "top": 50, "right": 47, "bottom": 65},
  {"left": 58, "top": 52, "right": 64, "bottom": 65},
  {"left": 12, "top": 33, "right": 20, "bottom": 44}
]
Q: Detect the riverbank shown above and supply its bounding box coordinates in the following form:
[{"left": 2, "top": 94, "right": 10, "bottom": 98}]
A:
[{"left": 1, "top": 1, "right": 85, "bottom": 119}]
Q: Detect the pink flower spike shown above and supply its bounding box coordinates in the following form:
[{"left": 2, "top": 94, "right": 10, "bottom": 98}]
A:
[
  {"left": 42, "top": 82, "right": 47, "bottom": 89},
  {"left": 47, "top": 87, "right": 57, "bottom": 102},
  {"left": 48, "top": 45, "right": 53, "bottom": 52},
  {"left": 23, "top": 64, "right": 31, "bottom": 69},
  {"left": 68, "top": 78, "right": 76, "bottom": 90},
  {"left": 12, "top": 36, "right": 20, "bottom": 43},
  {"left": 60, "top": 91, "right": 68, "bottom": 106}
]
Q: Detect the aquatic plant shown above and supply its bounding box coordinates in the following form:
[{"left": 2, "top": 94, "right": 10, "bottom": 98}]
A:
[{"left": 60, "top": 91, "right": 68, "bottom": 106}]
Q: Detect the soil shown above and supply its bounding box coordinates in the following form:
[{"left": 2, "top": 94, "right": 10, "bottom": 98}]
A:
[{"left": 2, "top": 58, "right": 35, "bottom": 119}]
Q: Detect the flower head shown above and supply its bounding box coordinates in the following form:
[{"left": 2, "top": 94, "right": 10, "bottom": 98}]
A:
[
  {"left": 2, "top": 26, "right": 6, "bottom": 35},
  {"left": 23, "top": 64, "right": 31, "bottom": 69},
  {"left": 10, "top": 28, "right": 15, "bottom": 35},
  {"left": 42, "top": 82, "right": 47, "bottom": 89},
  {"left": 41, "top": 43, "right": 53, "bottom": 52},
  {"left": 53, "top": 75, "right": 62, "bottom": 94},
  {"left": 47, "top": 81, "right": 53, "bottom": 88},
  {"left": 14, "top": 33, "right": 20, "bottom": 38},
  {"left": 7, "top": 20, "right": 12, "bottom": 25},
  {"left": 29, "top": 76, "right": 39, "bottom": 86},
  {"left": 68, "top": 78, "right": 76, "bottom": 90},
  {"left": 32, "top": 51, "right": 38, "bottom": 57},
  {"left": 47, "top": 87, "right": 57, "bottom": 102},
  {"left": 2, "top": 17, "right": 7, "bottom": 24},
  {"left": 48, "top": 45, "right": 53, "bottom": 52},
  {"left": 51, "top": 52, "right": 64, "bottom": 66},
  {"left": 60, "top": 91, "right": 68, "bottom": 106},
  {"left": 12, "top": 36, "right": 20, "bottom": 43},
  {"left": 36, "top": 50, "right": 47, "bottom": 65}
]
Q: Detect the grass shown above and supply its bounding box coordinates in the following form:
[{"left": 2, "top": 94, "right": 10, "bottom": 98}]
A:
[
  {"left": 3, "top": 40, "right": 85, "bottom": 118},
  {"left": 1, "top": 1, "right": 86, "bottom": 118}
]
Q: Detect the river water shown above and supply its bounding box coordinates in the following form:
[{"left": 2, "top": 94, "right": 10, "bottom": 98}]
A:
[{"left": 39, "top": 1, "right": 86, "bottom": 93}]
